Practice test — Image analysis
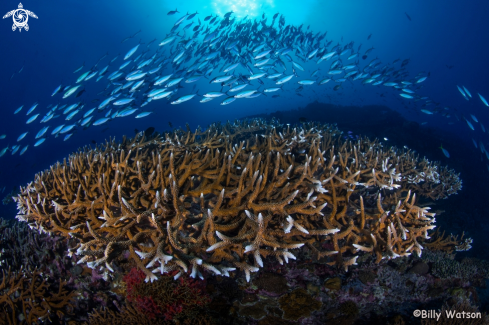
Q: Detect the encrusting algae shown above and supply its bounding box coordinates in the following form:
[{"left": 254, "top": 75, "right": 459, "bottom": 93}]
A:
[{"left": 13, "top": 118, "right": 467, "bottom": 286}]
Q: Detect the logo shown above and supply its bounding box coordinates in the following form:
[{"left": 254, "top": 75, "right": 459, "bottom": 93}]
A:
[{"left": 3, "top": 3, "right": 38, "bottom": 32}]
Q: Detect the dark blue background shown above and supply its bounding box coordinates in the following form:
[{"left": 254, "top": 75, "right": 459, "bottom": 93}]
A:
[{"left": 1, "top": 0, "right": 489, "bottom": 236}]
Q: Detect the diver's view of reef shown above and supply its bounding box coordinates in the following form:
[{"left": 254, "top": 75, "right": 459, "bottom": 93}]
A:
[
  {"left": 0, "top": 111, "right": 486, "bottom": 324},
  {"left": 1, "top": 2, "right": 489, "bottom": 324}
]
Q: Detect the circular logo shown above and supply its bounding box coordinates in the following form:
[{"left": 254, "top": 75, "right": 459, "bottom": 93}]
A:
[
  {"left": 413, "top": 310, "right": 421, "bottom": 317},
  {"left": 3, "top": 3, "right": 38, "bottom": 32},
  {"left": 13, "top": 9, "right": 28, "bottom": 27}
]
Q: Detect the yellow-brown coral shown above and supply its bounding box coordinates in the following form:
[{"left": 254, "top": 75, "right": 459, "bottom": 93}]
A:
[
  {"left": 0, "top": 268, "right": 76, "bottom": 324},
  {"left": 13, "top": 119, "right": 465, "bottom": 283},
  {"left": 85, "top": 300, "right": 216, "bottom": 325}
]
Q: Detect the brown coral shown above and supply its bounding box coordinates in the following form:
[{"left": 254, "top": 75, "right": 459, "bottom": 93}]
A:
[
  {"left": 324, "top": 277, "right": 342, "bottom": 291},
  {"left": 85, "top": 303, "right": 165, "bottom": 325},
  {"left": 0, "top": 268, "right": 76, "bottom": 324},
  {"left": 13, "top": 118, "right": 465, "bottom": 284},
  {"left": 86, "top": 299, "right": 216, "bottom": 325},
  {"left": 278, "top": 288, "right": 322, "bottom": 321}
]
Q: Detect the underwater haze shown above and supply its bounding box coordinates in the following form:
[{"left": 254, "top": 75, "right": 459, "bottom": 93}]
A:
[
  {"left": 1, "top": 0, "right": 489, "bottom": 172},
  {"left": 2, "top": 0, "right": 489, "bottom": 321}
]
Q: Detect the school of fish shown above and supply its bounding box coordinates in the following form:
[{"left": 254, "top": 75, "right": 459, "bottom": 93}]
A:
[{"left": 1, "top": 10, "right": 488, "bottom": 164}]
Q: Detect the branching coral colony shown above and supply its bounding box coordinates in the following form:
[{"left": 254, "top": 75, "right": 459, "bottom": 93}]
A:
[{"left": 13, "top": 118, "right": 469, "bottom": 284}]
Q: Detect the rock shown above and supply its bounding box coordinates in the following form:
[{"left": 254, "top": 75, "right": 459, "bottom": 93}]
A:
[
  {"left": 254, "top": 272, "right": 289, "bottom": 296},
  {"left": 358, "top": 271, "right": 376, "bottom": 284},
  {"left": 408, "top": 262, "right": 429, "bottom": 275},
  {"left": 239, "top": 302, "right": 268, "bottom": 320},
  {"left": 339, "top": 301, "right": 359, "bottom": 317},
  {"left": 278, "top": 288, "right": 322, "bottom": 321},
  {"left": 241, "top": 292, "right": 259, "bottom": 305}
]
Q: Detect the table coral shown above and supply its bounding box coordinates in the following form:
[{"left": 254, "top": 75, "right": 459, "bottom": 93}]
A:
[{"left": 13, "top": 118, "right": 465, "bottom": 285}]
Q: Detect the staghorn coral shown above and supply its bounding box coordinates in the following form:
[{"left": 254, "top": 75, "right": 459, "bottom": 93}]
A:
[
  {"left": 86, "top": 298, "right": 215, "bottom": 325},
  {"left": 0, "top": 268, "right": 77, "bottom": 324},
  {"left": 13, "top": 118, "right": 465, "bottom": 284},
  {"left": 424, "top": 230, "right": 473, "bottom": 253},
  {"left": 85, "top": 302, "right": 169, "bottom": 325},
  {"left": 0, "top": 218, "right": 69, "bottom": 277},
  {"left": 0, "top": 216, "right": 125, "bottom": 323}
]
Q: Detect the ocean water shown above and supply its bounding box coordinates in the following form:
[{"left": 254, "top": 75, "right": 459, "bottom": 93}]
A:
[
  {"left": 1, "top": 0, "right": 489, "bottom": 188},
  {"left": 1, "top": 0, "right": 489, "bottom": 322}
]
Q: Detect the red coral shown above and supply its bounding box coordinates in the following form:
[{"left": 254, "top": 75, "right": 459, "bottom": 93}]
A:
[
  {"left": 123, "top": 267, "right": 145, "bottom": 301},
  {"left": 163, "top": 302, "right": 184, "bottom": 321},
  {"left": 135, "top": 296, "right": 162, "bottom": 319},
  {"left": 175, "top": 276, "right": 209, "bottom": 306},
  {"left": 122, "top": 267, "right": 211, "bottom": 321}
]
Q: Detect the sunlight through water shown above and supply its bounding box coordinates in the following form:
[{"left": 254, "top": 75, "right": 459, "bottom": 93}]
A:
[{"left": 211, "top": 0, "right": 275, "bottom": 18}]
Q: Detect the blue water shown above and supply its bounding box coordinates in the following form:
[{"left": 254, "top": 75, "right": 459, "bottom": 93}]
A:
[{"left": 1, "top": 0, "right": 489, "bottom": 240}]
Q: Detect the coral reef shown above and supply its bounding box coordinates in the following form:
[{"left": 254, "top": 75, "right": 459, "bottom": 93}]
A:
[
  {"left": 86, "top": 300, "right": 216, "bottom": 325},
  {"left": 0, "top": 218, "right": 78, "bottom": 324},
  {"left": 278, "top": 288, "right": 322, "bottom": 321},
  {"left": 0, "top": 268, "right": 76, "bottom": 324},
  {"left": 0, "top": 217, "right": 124, "bottom": 324},
  {"left": 85, "top": 302, "right": 169, "bottom": 325},
  {"left": 424, "top": 230, "right": 473, "bottom": 253},
  {"left": 254, "top": 272, "right": 289, "bottom": 296},
  {"left": 13, "top": 118, "right": 465, "bottom": 286},
  {"left": 7, "top": 117, "right": 485, "bottom": 324},
  {"left": 422, "top": 249, "right": 489, "bottom": 289},
  {"left": 122, "top": 267, "right": 210, "bottom": 322},
  {"left": 0, "top": 218, "right": 69, "bottom": 277}
]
